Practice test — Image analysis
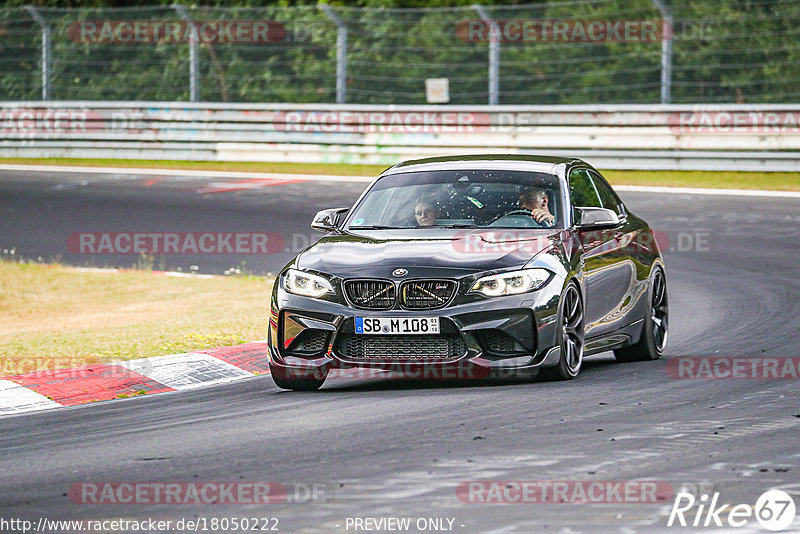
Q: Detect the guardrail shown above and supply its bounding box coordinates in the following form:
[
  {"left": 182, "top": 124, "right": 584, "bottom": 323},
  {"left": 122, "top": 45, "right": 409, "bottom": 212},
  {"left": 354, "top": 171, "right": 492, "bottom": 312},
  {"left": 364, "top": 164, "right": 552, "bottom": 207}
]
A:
[{"left": 2, "top": 102, "right": 800, "bottom": 171}]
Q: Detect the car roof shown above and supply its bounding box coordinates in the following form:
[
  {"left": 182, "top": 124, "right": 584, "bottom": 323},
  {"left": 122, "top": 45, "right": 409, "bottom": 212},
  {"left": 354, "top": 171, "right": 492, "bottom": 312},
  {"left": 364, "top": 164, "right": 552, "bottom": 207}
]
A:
[{"left": 380, "top": 154, "right": 584, "bottom": 177}]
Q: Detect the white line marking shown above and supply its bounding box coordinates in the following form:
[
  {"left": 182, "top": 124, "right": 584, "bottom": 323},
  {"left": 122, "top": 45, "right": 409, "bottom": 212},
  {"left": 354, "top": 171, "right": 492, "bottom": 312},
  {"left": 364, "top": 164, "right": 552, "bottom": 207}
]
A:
[
  {"left": 69, "top": 267, "right": 121, "bottom": 274},
  {"left": 162, "top": 271, "right": 217, "bottom": 279},
  {"left": 0, "top": 380, "right": 61, "bottom": 416},
  {"left": 614, "top": 184, "right": 800, "bottom": 198},
  {"left": 68, "top": 267, "right": 219, "bottom": 278},
  {"left": 0, "top": 164, "right": 374, "bottom": 183},
  {"left": 2, "top": 163, "right": 798, "bottom": 197}
]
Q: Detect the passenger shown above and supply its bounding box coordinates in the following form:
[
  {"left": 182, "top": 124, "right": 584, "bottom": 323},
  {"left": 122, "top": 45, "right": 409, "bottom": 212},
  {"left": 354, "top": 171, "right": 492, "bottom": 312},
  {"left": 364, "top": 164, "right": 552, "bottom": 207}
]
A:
[{"left": 414, "top": 197, "right": 440, "bottom": 227}]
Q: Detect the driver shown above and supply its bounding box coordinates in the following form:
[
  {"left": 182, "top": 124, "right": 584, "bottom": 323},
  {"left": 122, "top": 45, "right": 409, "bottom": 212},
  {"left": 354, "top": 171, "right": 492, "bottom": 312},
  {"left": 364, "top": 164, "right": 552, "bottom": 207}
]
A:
[
  {"left": 414, "top": 196, "right": 441, "bottom": 227},
  {"left": 519, "top": 188, "right": 555, "bottom": 226}
]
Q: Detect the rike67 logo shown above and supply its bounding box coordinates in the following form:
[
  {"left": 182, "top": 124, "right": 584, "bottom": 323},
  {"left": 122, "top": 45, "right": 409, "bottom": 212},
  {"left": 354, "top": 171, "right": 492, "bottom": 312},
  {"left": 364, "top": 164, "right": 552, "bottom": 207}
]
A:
[{"left": 668, "top": 489, "right": 796, "bottom": 531}]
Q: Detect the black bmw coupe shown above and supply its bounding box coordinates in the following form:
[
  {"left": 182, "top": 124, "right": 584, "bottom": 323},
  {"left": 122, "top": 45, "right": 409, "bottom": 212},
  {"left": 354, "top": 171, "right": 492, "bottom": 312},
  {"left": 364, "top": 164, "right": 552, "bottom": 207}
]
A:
[{"left": 268, "top": 155, "right": 668, "bottom": 390}]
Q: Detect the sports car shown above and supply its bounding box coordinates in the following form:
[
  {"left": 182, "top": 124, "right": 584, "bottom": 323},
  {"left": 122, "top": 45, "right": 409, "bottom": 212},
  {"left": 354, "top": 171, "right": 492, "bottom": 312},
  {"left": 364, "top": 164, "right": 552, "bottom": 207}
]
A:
[{"left": 268, "top": 155, "right": 668, "bottom": 390}]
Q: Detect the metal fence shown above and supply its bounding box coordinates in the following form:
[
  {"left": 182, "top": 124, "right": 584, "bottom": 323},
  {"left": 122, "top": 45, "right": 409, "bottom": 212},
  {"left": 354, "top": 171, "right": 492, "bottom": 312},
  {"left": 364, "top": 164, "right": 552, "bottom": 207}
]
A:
[
  {"left": 1, "top": 1, "right": 799, "bottom": 105},
  {"left": 2, "top": 101, "right": 799, "bottom": 171}
]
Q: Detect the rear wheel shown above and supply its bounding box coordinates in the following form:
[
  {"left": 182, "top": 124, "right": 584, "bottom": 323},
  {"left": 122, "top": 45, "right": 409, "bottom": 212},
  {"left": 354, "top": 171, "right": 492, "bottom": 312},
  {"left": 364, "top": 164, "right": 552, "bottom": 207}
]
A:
[
  {"left": 540, "top": 281, "right": 585, "bottom": 381},
  {"left": 269, "top": 363, "right": 327, "bottom": 391},
  {"left": 614, "top": 267, "right": 668, "bottom": 362}
]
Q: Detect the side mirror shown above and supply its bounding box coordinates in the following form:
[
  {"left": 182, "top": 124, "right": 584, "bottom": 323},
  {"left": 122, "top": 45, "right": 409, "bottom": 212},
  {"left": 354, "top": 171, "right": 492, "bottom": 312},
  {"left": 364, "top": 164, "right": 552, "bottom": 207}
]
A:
[
  {"left": 574, "top": 207, "right": 620, "bottom": 229},
  {"left": 311, "top": 208, "right": 349, "bottom": 232}
]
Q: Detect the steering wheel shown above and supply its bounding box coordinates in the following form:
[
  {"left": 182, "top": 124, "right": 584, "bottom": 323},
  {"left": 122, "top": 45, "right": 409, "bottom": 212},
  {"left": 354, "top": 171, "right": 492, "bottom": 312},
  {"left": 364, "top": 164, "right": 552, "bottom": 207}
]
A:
[{"left": 487, "top": 209, "right": 543, "bottom": 227}]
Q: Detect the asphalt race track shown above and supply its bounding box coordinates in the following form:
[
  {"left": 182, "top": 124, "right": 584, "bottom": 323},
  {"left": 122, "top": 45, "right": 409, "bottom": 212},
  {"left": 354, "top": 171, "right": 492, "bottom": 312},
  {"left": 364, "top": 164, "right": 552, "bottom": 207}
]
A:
[
  {"left": 0, "top": 169, "right": 368, "bottom": 275},
  {"left": 1, "top": 169, "right": 799, "bottom": 533}
]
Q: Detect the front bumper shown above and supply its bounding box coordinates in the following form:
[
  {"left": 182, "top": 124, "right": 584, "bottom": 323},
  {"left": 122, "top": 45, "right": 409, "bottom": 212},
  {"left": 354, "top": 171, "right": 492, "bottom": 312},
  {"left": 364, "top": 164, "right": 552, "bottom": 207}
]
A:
[{"left": 268, "top": 280, "right": 564, "bottom": 379}]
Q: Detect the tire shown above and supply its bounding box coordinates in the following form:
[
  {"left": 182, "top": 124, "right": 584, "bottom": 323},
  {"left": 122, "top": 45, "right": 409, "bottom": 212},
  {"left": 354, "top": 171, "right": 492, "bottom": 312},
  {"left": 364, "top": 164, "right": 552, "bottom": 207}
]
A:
[
  {"left": 269, "top": 363, "right": 327, "bottom": 391},
  {"left": 540, "top": 281, "right": 585, "bottom": 381},
  {"left": 614, "top": 266, "right": 668, "bottom": 362}
]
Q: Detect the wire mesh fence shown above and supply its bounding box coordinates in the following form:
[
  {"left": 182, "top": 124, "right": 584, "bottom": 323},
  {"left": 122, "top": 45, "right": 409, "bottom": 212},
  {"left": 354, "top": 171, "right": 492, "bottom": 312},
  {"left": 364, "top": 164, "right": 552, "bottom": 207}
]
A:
[{"left": 1, "top": 0, "right": 799, "bottom": 104}]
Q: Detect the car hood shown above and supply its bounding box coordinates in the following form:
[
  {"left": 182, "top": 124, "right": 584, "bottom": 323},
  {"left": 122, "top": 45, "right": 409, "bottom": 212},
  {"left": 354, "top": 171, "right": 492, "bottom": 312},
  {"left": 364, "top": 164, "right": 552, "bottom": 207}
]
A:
[{"left": 296, "top": 229, "right": 561, "bottom": 279}]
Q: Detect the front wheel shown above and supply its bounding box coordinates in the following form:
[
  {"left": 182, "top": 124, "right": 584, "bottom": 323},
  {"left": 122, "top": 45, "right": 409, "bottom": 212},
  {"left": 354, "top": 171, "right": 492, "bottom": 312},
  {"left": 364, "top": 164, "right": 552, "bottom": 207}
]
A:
[
  {"left": 614, "top": 267, "right": 668, "bottom": 362},
  {"left": 540, "top": 281, "right": 585, "bottom": 381},
  {"left": 269, "top": 363, "right": 327, "bottom": 391}
]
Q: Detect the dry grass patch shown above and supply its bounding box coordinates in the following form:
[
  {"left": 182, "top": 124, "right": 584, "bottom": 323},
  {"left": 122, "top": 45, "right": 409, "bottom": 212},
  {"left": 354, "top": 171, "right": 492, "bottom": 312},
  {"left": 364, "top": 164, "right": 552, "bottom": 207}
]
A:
[{"left": 0, "top": 261, "right": 272, "bottom": 376}]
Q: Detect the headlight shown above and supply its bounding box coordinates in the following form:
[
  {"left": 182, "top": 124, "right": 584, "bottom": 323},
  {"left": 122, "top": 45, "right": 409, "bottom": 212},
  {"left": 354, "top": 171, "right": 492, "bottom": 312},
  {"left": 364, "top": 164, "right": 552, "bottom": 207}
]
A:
[
  {"left": 469, "top": 268, "right": 551, "bottom": 297},
  {"left": 283, "top": 268, "right": 334, "bottom": 298}
]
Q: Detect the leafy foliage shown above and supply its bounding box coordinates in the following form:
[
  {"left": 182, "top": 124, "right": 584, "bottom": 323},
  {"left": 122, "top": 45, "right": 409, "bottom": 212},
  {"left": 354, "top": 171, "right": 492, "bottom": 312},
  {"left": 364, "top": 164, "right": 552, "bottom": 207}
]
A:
[{"left": 1, "top": 0, "right": 798, "bottom": 103}]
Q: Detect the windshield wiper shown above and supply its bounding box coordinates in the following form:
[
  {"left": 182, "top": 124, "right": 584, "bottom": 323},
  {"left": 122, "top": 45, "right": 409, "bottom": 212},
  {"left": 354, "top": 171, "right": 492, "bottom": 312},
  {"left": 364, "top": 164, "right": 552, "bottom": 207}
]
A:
[{"left": 435, "top": 223, "right": 477, "bottom": 228}]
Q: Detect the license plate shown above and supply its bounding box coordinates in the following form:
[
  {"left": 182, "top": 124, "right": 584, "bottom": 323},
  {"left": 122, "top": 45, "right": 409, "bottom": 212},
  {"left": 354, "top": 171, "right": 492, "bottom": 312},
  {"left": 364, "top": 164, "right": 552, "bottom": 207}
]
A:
[{"left": 355, "top": 317, "right": 440, "bottom": 335}]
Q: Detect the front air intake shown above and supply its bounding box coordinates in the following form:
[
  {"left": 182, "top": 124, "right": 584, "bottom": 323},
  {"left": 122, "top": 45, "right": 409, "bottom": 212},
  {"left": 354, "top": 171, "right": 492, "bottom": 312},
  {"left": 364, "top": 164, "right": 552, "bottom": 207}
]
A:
[
  {"left": 344, "top": 280, "right": 396, "bottom": 309},
  {"left": 400, "top": 280, "right": 457, "bottom": 309}
]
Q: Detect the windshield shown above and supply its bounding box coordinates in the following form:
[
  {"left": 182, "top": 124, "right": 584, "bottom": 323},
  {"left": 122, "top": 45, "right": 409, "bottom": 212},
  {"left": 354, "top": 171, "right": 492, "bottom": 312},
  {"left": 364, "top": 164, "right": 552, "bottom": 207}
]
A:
[{"left": 345, "top": 169, "right": 564, "bottom": 230}]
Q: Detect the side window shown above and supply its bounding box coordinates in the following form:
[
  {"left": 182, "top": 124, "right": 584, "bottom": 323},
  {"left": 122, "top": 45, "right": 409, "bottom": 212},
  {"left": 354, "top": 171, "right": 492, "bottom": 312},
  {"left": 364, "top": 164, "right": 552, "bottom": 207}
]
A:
[
  {"left": 568, "top": 168, "right": 602, "bottom": 208},
  {"left": 589, "top": 171, "right": 626, "bottom": 217}
]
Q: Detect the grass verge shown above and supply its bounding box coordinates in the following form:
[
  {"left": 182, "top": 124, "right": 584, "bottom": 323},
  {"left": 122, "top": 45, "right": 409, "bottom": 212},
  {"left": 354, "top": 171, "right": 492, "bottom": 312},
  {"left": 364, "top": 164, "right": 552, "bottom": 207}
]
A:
[
  {"left": 0, "top": 260, "right": 272, "bottom": 376},
  {"left": 0, "top": 157, "right": 388, "bottom": 177},
  {"left": 602, "top": 169, "right": 800, "bottom": 192},
  {"left": 1, "top": 157, "right": 798, "bottom": 191}
]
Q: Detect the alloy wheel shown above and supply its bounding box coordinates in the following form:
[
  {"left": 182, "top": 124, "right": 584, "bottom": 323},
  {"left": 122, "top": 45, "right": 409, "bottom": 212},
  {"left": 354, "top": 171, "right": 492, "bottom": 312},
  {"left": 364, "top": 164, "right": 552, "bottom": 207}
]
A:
[
  {"left": 651, "top": 269, "right": 669, "bottom": 353},
  {"left": 561, "top": 284, "right": 585, "bottom": 375}
]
